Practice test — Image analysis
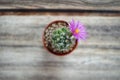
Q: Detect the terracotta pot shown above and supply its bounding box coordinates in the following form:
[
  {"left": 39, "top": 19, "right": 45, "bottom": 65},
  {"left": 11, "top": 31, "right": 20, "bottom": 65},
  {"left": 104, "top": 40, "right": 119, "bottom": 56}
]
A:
[{"left": 42, "top": 20, "right": 78, "bottom": 56}]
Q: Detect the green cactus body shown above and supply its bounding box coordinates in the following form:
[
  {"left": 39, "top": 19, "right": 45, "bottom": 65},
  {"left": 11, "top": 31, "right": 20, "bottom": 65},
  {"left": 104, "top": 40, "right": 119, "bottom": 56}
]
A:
[{"left": 51, "top": 27, "right": 75, "bottom": 52}]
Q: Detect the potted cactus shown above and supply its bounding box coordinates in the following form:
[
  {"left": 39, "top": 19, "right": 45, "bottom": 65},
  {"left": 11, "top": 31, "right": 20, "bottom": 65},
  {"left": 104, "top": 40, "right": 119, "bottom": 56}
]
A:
[{"left": 43, "top": 20, "right": 87, "bottom": 56}]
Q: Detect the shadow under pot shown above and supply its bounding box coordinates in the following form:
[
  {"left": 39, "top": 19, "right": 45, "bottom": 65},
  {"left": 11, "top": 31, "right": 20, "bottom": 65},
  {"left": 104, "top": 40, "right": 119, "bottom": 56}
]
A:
[{"left": 43, "top": 20, "right": 78, "bottom": 56}]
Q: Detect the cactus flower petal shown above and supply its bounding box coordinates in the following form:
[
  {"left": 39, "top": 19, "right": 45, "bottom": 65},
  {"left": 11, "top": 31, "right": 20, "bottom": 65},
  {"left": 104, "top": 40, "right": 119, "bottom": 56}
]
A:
[{"left": 69, "top": 19, "right": 87, "bottom": 41}]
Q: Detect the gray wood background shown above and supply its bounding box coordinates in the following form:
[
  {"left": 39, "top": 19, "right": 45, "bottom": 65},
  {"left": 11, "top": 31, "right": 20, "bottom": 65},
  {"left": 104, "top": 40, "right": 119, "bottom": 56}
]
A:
[
  {"left": 0, "top": 0, "right": 120, "bottom": 80},
  {"left": 0, "top": 0, "right": 120, "bottom": 11},
  {"left": 0, "top": 16, "right": 120, "bottom": 80}
]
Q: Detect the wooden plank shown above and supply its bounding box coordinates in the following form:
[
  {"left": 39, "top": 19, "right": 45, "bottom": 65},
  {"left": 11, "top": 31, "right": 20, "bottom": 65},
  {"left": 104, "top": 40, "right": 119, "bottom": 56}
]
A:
[
  {"left": 0, "top": 0, "right": 119, "bottom": 11},
  {"left": 0, "top": 16, "right": 120, "bottom": 80}
]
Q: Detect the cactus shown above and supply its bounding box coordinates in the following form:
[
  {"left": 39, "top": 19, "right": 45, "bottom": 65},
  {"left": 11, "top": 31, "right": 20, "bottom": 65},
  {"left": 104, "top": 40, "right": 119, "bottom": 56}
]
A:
[
  {"left": 51, "top": 27, "right": 75, "bottom": 52},
  {"left": 44, "top": 20, "right": 86, "bottom": 55},
  {"left": 44, "top": 22, "right": 76, "bottom": 54}
]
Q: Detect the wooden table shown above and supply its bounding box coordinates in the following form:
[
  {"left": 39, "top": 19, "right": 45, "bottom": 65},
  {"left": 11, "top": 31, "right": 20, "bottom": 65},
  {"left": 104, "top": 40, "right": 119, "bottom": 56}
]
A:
[{"left": 0, "top": 0, "right": 120, "bottom": 80}]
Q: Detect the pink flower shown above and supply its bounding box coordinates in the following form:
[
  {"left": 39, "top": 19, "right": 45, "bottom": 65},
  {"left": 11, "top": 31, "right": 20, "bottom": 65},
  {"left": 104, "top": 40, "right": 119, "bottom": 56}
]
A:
[{"left": 69, "top": 19, "right": 87, "bottom": 40}]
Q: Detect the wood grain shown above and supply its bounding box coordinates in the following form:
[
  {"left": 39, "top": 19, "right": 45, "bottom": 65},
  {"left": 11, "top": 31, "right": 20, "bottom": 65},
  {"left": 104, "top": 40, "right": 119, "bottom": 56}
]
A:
[
  {"left": 0, "top": 0, "right": 119, "bottom": 11},
  {"left": 0, "top": 16, "right": 120, "bottom": 80},
  {"left": 0, "top": 10, "right": 120, "bottom": 16}
]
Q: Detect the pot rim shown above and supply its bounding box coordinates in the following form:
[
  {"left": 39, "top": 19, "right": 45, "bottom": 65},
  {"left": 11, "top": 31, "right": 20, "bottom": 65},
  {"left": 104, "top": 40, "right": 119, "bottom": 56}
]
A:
[{"left": 42, "top": 20, "right": 78, "bottom": 56}]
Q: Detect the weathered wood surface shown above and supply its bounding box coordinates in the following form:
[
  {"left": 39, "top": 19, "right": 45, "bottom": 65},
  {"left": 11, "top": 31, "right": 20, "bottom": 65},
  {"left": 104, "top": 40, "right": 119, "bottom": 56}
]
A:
[
  {"left": 0, "top": 16, "right": 120, "bottom": 80},
  {"left": 0, "top": 0, "right": 120, "bottom": 11}
]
